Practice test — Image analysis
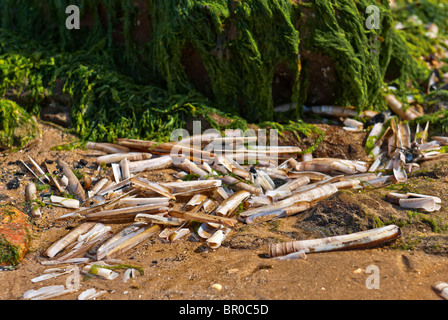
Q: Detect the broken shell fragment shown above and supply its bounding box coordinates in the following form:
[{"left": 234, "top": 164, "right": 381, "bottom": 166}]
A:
[
  {"left": 245, "top": 194, "right": 272, "bottom": 208},
  {"left": 56, "top": 223, "right": 112, "bottom": 261},
  {"left": 219, "top": 175, "right": 262, "bottom": 195},
  {"left": 111, "top": 163, "right": 122, "bottom": 183},
  {"left": 368, "top": 122, "right": 384, "bottom": 141},
  {"left": 95, "top": 223, "right": 146, "bottom": 260},
  {"left": 45, "top": 222, "right": 96, "bottom": 258},
  {"left": 170, "top": 210, "right": 237, "bottom": 227},
  {"left": 128, "top": 155, "right": 172, "bottom": 173},
  {"left": 99, "top": 224, "right": 161, "bottom": 259},
  {"left": 168, "top": 228, "right": 191, "bottom": 243},
  {"left": 78, "top": 288, "right": 107, "bottom": 300},
  {"left": 363, "top": 175, "right": 393, "bottom": 187},
  {"left": 206, "top": 228, "right": 231, "bottom": 249},
  {"left": 273, "top": 251, "right": 307, "bottom": 260},
  {"left": 406, "top": 193, "right": 441, "bottom": 204},
  {"left": 215, "top": 190, "right": 250, "bottom": 217},
  {"left": 44, "top": 161, "right": 65, "bottom": 193},
  {"left": 161, "top": 180, "right": 222, "bottom": 196},
  {"left": 240, "top": 183, "right": 338, "bottom": 217},
  {"left": 184, "top": 194, "right": 208, "bottom": 211},
  {"left": 198, "top": 222, "right": 218, "bottom": 239},
  {"left": 134, "top": 213, "right": 184, "bottom": 226},
  {"left": 385, "top": 192, "right": 408, "bottom": 204},
  {"left": 202, "top": 198, "right": 219, "bottom": 213},
  {"left": 65, "top": 265, "right": 81, "bottom": 290},
  {"left": 232, "top": 168, "right": 250, "bottom": 179},
  {"left": 82, "top": 264, "right": 119, "bottom": 280},
  {"left": 392, "top": 151, "right": 407, "bottom": 183},
  {"left": 331, "top": 179, "right": 361, "bottom": 190},
  {"left": 301, "top": 153, "right": 313, "bottom": 162},
  {"left": 31, "top": 266, "right": 75, "bottom": 283},
  {"left": 274, "top": 176, "right": 310, "bottom": 193},
  {"left": 295, "top": 158, "right": 368, "bottom": 174},
  {"left": 27, "top": 156, "right": 50, "bottom": 183},
  {"left": 88, "top": 178, "right": 109, "bottom": 198},
  {"left": 343, "top": 118, "right": 364, "bottom": 132},
  {"left": 25, "top": 182, "right": 41, "bottom": 218},
  {"left": 39, "top": 257, "right": 90, "bottom": 266},
  {"left": 21, "top": 159, "right": 46, "bottom": 184},
  {"left": 122, "top": 268, "right": 139, "bottom": 283},
  {"left": 23, "top": 285, "right": 77, "bottom": 300},
  {"left": 384, "top": 95, "right": 423, "bottom": 121},
  {"left": 386, "top": 192, "right": 442, "bottom": 212},
  {"left": 118, "top": 197, "right": 170, "bottom": 206},
  {"left": 399, "top": 197, "right": 441, "bottom": 212},
  {"left": 131, "top": 176, "right": 175, "bottom": 200},
  {"left": 310, "top": 105, "right": 358, "bottom": 118},
  {"left": 256, "top": 169, "right": 276, "bottom": 191},
  {"left": 433, "top": 282, "right": 448, "bottom": 300},
  {"left": 57, "top": 159, "right": 86, "bottom": 202},
  {"left": 245, "top": 203, "right": 312, "bottom": 224},
  {"left": 85, "top": 203, "right": 170, "bottom": 223},
  {"left": 172, "top": 156, "right": 208, "bottom": 177},
  {"left": 287, "top": 171, "right": 329, "bottom": 181},
  {"left": 431, "top": 136, "right": 448, "bottom": 145},
  {"left": 49, "top": 195, "right": 80, "bottom": 209},
  {"left": 116, "top": 138, "right": 158, "bottom": 150},
  {"left": 96, "top": 152, "right": 152, "bottom": 165},
  {"left": 85, "top": 142, "right": 130, "bottom": 154}
]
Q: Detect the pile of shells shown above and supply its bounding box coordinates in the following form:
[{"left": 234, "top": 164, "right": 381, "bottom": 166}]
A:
[{"left": 20, "top": 115, "right": 447, "bottom": 299}]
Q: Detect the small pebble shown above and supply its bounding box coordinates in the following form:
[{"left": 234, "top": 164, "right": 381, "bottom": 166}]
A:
[
  {"left": 6, "top": 177, "right": 20, "bottom": 190},
  {"left": 210, "top": 283, "right": 223, "bottom": 291},
  {"left": 227, "top": 268, "right": 239, "bottom": 274}
]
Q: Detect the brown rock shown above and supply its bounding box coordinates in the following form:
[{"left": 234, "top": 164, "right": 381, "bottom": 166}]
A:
[{"left": 0, "top": 206, "right": 32, "bottom": 266}]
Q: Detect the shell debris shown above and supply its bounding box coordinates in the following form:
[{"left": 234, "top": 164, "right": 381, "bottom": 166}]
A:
[{"left": 20, "top": 126, "right": 445, "bottom": 299}]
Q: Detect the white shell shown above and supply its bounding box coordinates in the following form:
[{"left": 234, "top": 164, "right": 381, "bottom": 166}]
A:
[
  {"left": 433, "top": 282, "right": 448, "bottom": 300},
  {"left": 206, "top": 228, "right": 230, "bottom": 249},
  {"left": 111, "top": 163, "right": 122, "bottom": 183},
  {"left": 128, "top": 155, "right": 172, "bottom": 173},
  {"left": 122, "top": 268, "right": 139, "bottom": 283},
  {"left": 168, "top": 228, "right": 191, "bottom": 243},
  {"left": 82, "top": 264, "right": 119, "bottom": 280},
  {"left": 49, "top": 195, "right": 80, "bottom": 209},
  {"left": 399, "top": 197, "right": 441, "bottom": 212},
  {"left": 197, "top": 223, "right": 218, "bottom": 239},
  {"left": 269, "top": 225, "right": 401, "bottom": 258},
  {"left": 23, "top": 285, "right": 66, "bottom": 300},
  {"left": 96, "top": 152, "right": 152, "bottom": 164},
  {"left": 45, "top": 223, "right": 96, "bottom": 258}
]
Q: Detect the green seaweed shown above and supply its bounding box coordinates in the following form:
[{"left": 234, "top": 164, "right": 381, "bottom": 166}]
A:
[
  {"left": 0, "top": 99, "right": 38, "bottom": 148},
  {"left": 0, "top": 0, "right": 444, "bottom": 145},
  {"left": 0, "top": 236, "right": 22, "bottom": 266},
  {"left": 88, "top": 263, "right": 144, "bottom": 276}
]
